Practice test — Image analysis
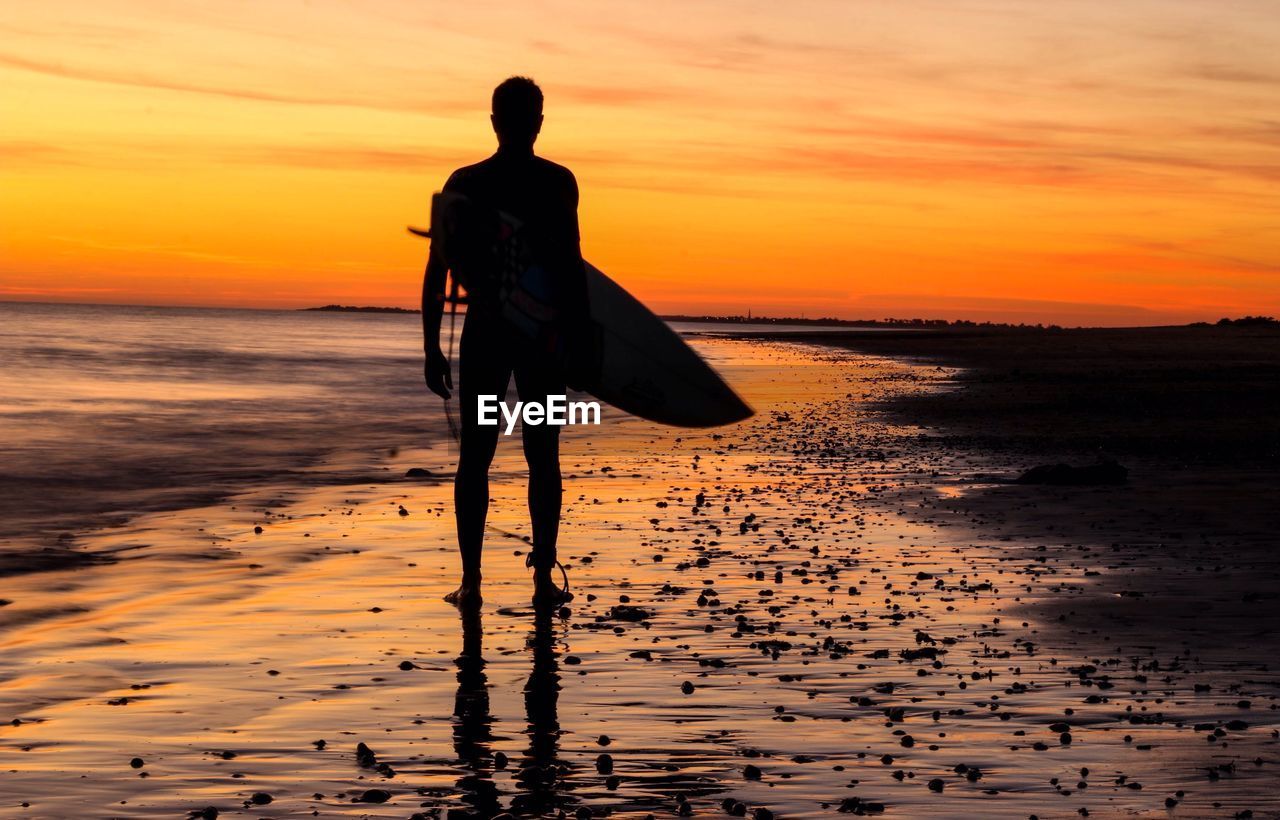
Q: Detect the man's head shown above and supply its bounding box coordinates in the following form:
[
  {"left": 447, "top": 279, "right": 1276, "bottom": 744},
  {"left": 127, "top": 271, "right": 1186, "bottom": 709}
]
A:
[{"left": 491, "top": 76, "right": 543, "bottom": 149}]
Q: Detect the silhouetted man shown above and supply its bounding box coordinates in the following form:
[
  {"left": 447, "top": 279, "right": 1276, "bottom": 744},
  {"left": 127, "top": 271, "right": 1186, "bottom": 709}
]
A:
[{"left": 423, "top": 76, "right": 586, "bottom": 607}]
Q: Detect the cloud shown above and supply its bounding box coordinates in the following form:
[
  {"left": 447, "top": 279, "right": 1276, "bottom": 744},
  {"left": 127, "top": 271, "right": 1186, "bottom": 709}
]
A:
[
  {"left": 0, "top": 52, "right": 471, "bottom": 114},
  {"left": 557, "top": 83, "right": 690, "bottom": 106},
  {"left": 1188, "top": 62, "right": 1280, "bottom": 85},
  {"left": 0, "top": 136, "right": 467, "bottom": 174},
  {"left": 795, "top": 122, "right": 1051, "bottom": 151},
  {"left": 0, "top": 141, "right": 82, "bottom": 166},
  {"left": 236, "top": 144, "right": 461, "bottom": 170},
  {"left": 0, "top": 284, "right": 121, "bottom": 295},
  {"left": 1080, "top": 149, "right": 1280, "bottom": 184},
  {"left": 1115, "top": 238, "right": 1280, "bottom": 278},
  {"left": 45, "top": 235, "right": 278, "bottom": 267}
]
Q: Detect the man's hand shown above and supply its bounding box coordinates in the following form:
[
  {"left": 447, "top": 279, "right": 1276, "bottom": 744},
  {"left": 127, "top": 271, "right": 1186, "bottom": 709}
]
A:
[{"left": 424, "top": 347, "right": 453, "bottom": 399}]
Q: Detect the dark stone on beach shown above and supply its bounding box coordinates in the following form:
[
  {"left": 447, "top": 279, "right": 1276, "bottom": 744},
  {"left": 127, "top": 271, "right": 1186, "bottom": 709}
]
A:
[
  {"left": 357, "top": 789, "right": 391, "bottom": 803},
  {"left": 605, "top": 604, "right": 653, "bottom": 622},
  {"left": 681, "top": 680, "right": 695, "bottom": 694},
  {"left": 253, "top": 526, "right": 263, "bottom": 534},
  {"left": 129, "top": 757, "right": 144, "bottom": 768},
  {"left": 838, "top": 796, "right": 885, "bottom": 814},
  {"left": 404, "top": 467, "right": 434, "bottom": 478},
  {"left": 249, "top": 792, "right": 272, "bottom": 805},
  {"left": 356, "top": 741, "right": 378, "bottom": 768},
  {"left": 398, "top": 660, "right": 414, "bottom": 670},
  {"left": 927, "top": 778, "right": 945, "bottom": 792},
  {"left": 1015, "top": 461, "right": 1127, "bottom": 486},
  {"left": 189, "top": 809, "right": 218, "bottom": 820},
  {"left": 744, "top": 764, "right": 763, "bottom": 780}
]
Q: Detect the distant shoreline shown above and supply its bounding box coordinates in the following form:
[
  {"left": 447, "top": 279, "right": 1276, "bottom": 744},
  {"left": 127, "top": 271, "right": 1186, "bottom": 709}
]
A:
[
  {"left": 2, "top": 302, "right": 1269, "bottom": 330},
  {"left": 298, "top": 306, "right": 1276, "bottom": 331},
  {"left": 301, "top": 304, "right": 420, "bottom": 314}
]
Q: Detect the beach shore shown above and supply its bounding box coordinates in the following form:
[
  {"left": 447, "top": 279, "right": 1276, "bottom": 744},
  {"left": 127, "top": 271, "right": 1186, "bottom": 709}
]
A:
[
  {"left": 2, "top": 323, "right": 1278, "bottom": 818},
  {"left": 759, "top": 324, "right": 1280, "bottom": 659}
]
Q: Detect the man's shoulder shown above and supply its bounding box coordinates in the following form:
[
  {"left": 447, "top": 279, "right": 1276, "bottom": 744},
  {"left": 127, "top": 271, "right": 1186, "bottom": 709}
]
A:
[
  {"left": 443, "top": 159, "right": 490, "bottom": 191},
  {"left": 443, "top": 153, "right": 577, "bottom": 197},
  {"left": 532, "top": 156, "right": 577, "bottom": 186}
]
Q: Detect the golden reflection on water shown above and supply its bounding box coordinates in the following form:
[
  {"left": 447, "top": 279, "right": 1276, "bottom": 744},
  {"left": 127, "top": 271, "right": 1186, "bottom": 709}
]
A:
[{"left": 0, "top": 340, "right": 1276, "bottom": 818}]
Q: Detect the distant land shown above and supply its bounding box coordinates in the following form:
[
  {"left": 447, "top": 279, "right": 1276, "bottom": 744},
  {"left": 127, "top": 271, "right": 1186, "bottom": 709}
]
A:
[
  {"left": 300, "top": 306, "right": 1046, "bottom": 326},
  {"left": 662, "top": 314, "right": 1277, "bottom": 330},
  {"left": 301, "top": 306, "right": 1276, "bottom": 330},
  {"left": 302, "top": 304, "right": 419, "bottom": 314}
]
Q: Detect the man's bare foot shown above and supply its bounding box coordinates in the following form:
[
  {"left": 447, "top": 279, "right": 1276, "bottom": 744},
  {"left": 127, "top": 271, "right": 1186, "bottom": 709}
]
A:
[
  {"left": 532, "top": 570, "right": 574, "bottom": 606},
  {"left": 444, "top": 578, "right": 482, "bottom": 607}
]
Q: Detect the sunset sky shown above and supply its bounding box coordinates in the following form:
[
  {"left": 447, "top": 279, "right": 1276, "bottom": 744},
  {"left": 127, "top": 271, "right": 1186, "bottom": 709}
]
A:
[{"left": 3, "top": 0, "right": 1278, "bottom": 324}]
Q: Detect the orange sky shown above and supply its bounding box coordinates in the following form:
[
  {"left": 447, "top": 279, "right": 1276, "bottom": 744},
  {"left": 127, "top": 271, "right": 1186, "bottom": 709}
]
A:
[{"left": 2, "top": 0, "right": 1278, "bottom": 325}]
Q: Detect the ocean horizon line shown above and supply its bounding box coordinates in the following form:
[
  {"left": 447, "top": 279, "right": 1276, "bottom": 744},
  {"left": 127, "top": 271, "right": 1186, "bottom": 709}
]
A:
[{"left": 5, "top": 298, "right": 1273, "bottom": 330}]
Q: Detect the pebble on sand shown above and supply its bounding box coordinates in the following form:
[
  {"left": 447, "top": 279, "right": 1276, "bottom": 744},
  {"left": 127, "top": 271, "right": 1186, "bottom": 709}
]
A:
[{"left": 356, "top": 788, "right": 391, "bottom": 803}]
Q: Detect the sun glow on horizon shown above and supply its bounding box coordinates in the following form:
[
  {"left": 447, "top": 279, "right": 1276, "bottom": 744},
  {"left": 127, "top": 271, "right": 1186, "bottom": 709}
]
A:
[{"left": 2, "top": 0, "right": 1278, "bottom": 325}]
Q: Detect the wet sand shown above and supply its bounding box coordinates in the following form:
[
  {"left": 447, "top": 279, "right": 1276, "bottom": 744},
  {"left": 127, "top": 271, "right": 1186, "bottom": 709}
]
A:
[
  {"left": 2, "top": 335, "right": 1278, "bottom": 818},
  {"left": 765, "top": 324, "right": 1280, "bottom": 658}
]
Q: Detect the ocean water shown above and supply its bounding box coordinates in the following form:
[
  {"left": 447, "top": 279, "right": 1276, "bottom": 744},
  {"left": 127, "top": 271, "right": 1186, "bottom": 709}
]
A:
[
  {"left": 0, "top": 302, "right": 780, "bottom": 542},
  {"left": 0, "top": 303, "right": 447, "bottom": 541}
]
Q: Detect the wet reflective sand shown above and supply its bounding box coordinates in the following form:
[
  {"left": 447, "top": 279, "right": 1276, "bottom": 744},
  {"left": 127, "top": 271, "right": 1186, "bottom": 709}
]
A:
[{"left": 2, "top": 336, "right": 1277, "bottom": 818}]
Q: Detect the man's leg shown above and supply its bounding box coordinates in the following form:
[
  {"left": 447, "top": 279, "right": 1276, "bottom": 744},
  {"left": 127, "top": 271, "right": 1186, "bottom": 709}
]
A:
[
  {"left": 514, "top": 359, "right": 569, "bottom": 603},
  {"left": 446, "top": 316, "right": 510, "bottom": 606}
]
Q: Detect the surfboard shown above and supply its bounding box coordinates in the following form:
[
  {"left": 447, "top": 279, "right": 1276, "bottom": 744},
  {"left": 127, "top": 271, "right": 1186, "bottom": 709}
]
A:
[{"left": 411, "top": 192, "right": 752, "bottom": 428}]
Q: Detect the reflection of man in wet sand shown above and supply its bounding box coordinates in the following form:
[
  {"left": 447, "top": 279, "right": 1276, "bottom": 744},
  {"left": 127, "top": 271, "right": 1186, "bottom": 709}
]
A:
[
  {"left": 450, "top": 607, "right": 574, "bottom": 815},
  {"left": 422, "top": 76, "right": 586, "bottom": 608},
  {"left": 512, "top": 608, "right": 568, "bottom": 815},
  {"left": 451, "top": 608, "right": 500, "bottom": 816}
]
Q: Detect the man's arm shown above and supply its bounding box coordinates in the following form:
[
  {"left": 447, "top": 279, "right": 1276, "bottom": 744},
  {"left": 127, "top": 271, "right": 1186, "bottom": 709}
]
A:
[{"left": 422, "top": 243, "right": 453, "bottom": 399}]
